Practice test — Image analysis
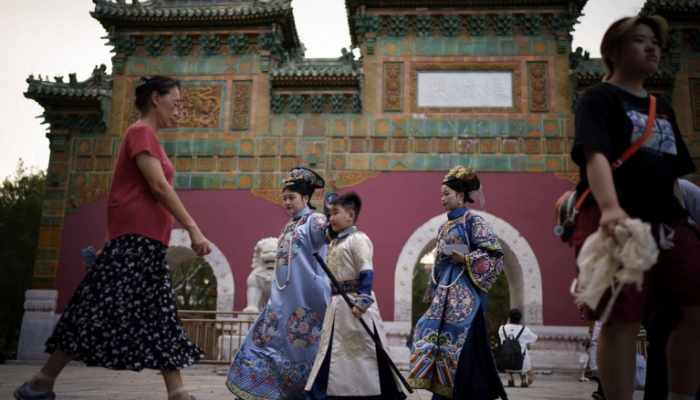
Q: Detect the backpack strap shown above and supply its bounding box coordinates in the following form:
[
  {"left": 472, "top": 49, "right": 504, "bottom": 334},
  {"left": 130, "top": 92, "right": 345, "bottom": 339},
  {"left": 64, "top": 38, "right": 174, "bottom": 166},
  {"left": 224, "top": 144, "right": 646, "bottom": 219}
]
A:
[
  {"left": 515, "top": 326, "right": 526, "bottom": 340},
  {"left": 573, "top": 95, "right": 657, "bottom": 213}
]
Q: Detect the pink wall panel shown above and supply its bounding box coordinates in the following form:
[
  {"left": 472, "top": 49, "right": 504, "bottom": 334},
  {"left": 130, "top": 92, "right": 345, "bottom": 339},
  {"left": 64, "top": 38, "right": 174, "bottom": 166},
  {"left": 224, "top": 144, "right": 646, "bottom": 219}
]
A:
[{"left": 56, "top": 172, "right": 583, "bottom": 326}]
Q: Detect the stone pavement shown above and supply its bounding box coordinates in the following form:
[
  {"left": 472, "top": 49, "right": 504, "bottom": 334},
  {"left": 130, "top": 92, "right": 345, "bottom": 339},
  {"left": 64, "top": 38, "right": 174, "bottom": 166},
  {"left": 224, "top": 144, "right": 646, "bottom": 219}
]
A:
[{"left": 0, "top": 363, "right": 644, "bottom": 400}]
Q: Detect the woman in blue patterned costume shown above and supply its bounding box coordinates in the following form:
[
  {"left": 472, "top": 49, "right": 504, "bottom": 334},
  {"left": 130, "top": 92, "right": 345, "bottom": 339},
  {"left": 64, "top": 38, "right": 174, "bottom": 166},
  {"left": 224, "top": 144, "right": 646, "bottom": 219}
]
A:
[
  {"left": 227, "top": 167, "right": 331, "bottom": 400},
  {"left": 408, "top": 166, "right": 508, "bottom": 400}
]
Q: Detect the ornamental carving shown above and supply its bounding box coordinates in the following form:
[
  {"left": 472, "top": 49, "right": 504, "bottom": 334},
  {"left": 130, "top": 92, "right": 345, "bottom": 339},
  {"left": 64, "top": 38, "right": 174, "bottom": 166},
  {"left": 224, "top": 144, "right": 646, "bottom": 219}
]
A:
[
  {"left": 144, "top": 34, "right": 165, "bottom": 56},
  {"left": 288, "top": 94, "right": 305, "bottom": 114},
  {"left": 666, "top": 28, "right": 683, "bottom": 50},
  {"left": 199, "top": 34, "right": 221, "bottom": 56},
  {"left": 691, "top": 30, "right": 700, "bottom": 52},
  {"left": 387, "top": 14, "right": 409, "bottom": 37},
  {"left": 271, "top": 93, "right": 285, "bottom": 114},
  {"left": 409, "top": 62, "right": 522, "bottom": 114},
  {"left": 177, "top": 85, "right": 222, "bottom": 129},
  {"left": 349, "top": 93, "right": 362, "bottom": 113},
  {"left": 529, "top": 63, "right": 549, "bottom": 112},
  {"left": 492, "top": 14, "right": 515, "bottom": 36},
  {"left": 334, "top": 171, "right": 380, "bottom": 188},
  {"left": 413, "top": 15, "right": 435, "bottom": 37},
  {"left": 228, "top": 33, "right": 250, "bottom": 55},
  {"left": 384, "top": 63, "right": 403, "bottom": 112},
  {"left": 329, "top": 94, "right": 347, "bottom": 113},
  {"left": 353, "top": 13, "right": 382, "bottom": 36},
  {"left": 309, "top": 94, "right": 326, "bottom": 113},
  {"left": 231, "top": 82, "right": 251, "bottom": 130},
  {"left": 439, "top": 14, "right": 462, "bottom": 37},
  {"left": 691, "top": 80, "right": 700, "bottom": 131},
  {"left": 171, "top": 34, "right": 193, "bottom": 56},
  {"left": 554, "top": 173, "right": 579, "bottom": 185},
  {"left": 466, "top": 14, "right": 489, "bottom": 37},
  {"left": 519, "top": 13, "right": 543, "bottom": 36}
]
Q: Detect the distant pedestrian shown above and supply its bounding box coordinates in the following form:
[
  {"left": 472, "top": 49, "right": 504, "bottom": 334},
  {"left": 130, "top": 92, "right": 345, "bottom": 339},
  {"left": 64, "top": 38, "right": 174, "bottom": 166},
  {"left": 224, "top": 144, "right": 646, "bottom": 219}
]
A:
[{"left": 498, "top": 309, "right": 538, "bottom": 388}]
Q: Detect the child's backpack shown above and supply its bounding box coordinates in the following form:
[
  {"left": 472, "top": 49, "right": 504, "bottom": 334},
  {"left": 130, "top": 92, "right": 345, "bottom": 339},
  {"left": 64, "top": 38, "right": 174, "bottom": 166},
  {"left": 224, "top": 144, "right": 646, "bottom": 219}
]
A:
[{"left": 500, "top": 326, "right": 526, "bottom": 371}]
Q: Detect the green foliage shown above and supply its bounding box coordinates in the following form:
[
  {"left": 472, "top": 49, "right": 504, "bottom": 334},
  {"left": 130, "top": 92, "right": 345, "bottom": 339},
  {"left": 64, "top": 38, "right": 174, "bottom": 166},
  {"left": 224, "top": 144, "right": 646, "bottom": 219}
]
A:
[
  {"left": 169, "top": 259, "right": 218, "bottom": 311},
  {"left": 0, "top": 161, "right": 45, "bottom": 353},
  {"left": 484, "top": 271, "right": 510, "bottom": 333},
  {"left": 411, "top": 265, "right": 431, "bottom": 327}
]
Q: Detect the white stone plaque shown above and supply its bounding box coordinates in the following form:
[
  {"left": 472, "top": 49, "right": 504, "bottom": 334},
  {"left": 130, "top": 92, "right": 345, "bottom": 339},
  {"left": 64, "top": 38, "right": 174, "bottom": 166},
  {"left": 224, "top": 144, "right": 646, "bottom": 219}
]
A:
[{"left": 417, "top": 71, "right": 513, "bottom": 108}]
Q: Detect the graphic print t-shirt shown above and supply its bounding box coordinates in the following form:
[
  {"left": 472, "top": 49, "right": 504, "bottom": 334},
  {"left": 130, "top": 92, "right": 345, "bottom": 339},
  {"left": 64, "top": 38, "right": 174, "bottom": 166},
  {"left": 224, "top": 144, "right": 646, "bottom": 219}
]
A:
[{"left": 571, "top": 83, "right": 695, "bottom": 223}]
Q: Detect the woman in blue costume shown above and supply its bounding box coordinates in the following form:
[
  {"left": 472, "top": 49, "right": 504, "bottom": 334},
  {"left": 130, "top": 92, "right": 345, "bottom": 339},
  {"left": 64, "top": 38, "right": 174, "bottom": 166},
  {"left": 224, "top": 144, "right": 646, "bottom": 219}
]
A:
[
  {"left": 408, "top": 166, "right": 508, "bottom": 400},
  {"left": 227, "top": 167, "right": 331, "bottom": 400}
]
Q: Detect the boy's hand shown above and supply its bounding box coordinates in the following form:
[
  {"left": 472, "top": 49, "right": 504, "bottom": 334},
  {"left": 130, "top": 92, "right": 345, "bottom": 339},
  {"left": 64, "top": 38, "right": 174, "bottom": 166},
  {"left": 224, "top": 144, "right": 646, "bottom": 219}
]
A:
[{"left": 352, "top": 306, "right": 363, "bottom": 319}]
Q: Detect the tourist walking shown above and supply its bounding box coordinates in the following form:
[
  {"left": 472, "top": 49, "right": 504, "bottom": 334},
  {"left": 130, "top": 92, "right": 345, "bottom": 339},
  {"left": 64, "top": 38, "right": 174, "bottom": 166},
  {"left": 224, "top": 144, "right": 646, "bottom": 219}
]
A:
[
  {"left": 226, "top": 167, "right": 331, "bottom": 400},
  {"left": 570, "top": 15, "right": 700, "bottom": 400},
  {"left": 14, "top": 75, "right": 211, "bottom": 400},
  {"left": 498, "top": 308, "right": 538, "bottom": 388},
  {"left": 408, "top": 166, "right": 507, "bottom": 400}
]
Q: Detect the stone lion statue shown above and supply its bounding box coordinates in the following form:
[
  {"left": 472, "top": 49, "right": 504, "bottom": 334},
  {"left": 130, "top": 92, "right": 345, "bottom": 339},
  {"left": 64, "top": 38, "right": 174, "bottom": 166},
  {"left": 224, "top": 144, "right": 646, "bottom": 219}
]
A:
[{"left": 243, "top": 237, "right": 277, "bottom": 313}]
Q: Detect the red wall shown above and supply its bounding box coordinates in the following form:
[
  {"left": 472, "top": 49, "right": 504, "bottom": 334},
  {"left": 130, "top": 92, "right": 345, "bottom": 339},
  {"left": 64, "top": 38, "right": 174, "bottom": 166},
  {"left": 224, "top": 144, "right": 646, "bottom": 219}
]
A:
[{"left": 56, "top": 171, "right": 583, "bottom": 326}]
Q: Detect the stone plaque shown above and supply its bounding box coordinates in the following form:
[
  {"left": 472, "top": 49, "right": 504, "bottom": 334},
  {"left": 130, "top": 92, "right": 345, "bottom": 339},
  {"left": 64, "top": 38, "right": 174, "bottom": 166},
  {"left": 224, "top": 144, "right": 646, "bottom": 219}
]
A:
[{"left": 417, "top": 71, "right": 513, "bottom": 108}]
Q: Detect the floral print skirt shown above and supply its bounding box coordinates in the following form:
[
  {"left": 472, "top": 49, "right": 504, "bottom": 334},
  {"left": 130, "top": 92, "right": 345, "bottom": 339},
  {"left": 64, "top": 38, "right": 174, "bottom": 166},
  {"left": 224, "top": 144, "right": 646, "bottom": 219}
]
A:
[{"left": 45, "top": 234, "right": 204, "bottom": 371}]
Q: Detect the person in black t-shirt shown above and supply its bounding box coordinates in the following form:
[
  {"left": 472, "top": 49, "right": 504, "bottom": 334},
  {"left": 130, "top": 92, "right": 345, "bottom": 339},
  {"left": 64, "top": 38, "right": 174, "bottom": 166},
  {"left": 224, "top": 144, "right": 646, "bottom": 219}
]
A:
[{"left": 570, "top": 15, "right": 700, "bottom": 400}]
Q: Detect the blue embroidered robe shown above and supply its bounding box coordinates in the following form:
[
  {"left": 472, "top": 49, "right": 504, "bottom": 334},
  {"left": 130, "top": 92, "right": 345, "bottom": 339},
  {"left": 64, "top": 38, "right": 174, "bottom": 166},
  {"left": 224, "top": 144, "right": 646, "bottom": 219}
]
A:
[
  {"left": 227, "top": 208, "right": 330, "bottom": 400},
  {"left": 408, "top": 206, "right": 507, "bottom": 399}
]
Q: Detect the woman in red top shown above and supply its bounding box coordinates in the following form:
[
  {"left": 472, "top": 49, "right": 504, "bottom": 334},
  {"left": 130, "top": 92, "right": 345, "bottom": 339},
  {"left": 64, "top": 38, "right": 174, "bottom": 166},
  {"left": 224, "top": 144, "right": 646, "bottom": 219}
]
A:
[
  {"left": 570, "top": 16, "right": 700, "bottom": 400},
  {"left": 15, "top": 76, "right": 212, "bottom": 400}
]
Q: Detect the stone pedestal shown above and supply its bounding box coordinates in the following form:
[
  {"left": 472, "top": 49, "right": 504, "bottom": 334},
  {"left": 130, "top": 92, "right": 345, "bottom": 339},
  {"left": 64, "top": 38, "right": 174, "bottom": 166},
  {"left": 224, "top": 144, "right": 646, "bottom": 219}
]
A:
[{"left": 17, "top": 290, "right": 58, "bottom": 361}]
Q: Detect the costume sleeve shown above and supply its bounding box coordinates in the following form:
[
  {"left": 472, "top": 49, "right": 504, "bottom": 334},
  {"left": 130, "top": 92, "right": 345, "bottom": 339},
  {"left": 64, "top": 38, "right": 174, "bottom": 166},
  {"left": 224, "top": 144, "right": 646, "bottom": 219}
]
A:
[
  {"left": 307, "top": 213, "right": 330, "bottom": 250},
  {"left": 126, "top": 125, "right": 163, "bottom": 163},
  {"left": 352, "top": 235, "right": 375, "bottom": 313},
  {"left": 464, "top": 214, "right": 504, "bottom": 293},
  {"left": 571, "top": 87, "right": 614, "bottom": 166}
]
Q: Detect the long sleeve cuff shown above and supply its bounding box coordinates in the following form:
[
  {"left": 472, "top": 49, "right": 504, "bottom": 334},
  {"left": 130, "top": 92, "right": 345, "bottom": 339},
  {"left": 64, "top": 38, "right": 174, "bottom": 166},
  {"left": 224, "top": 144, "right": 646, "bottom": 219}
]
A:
[{"left": 353, "top": 294, "right": 375, "bottom": 313}]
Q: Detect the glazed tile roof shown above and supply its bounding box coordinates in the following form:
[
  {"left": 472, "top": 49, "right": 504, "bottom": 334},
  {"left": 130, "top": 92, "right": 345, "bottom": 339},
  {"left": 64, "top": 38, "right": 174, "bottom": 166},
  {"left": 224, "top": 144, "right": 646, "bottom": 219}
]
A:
[
  {"left": 344, "top": 0, "right": 589, "bottom": 45},
  {"left": 270, "top": 57, "right": 362, "bottom": 87},
  {"left": 641, "top": 0, "right": 700, "bottom": 21},
  {"left": 24, "top": 66, "right": 112, "bottom": 106},
  {"left": 572, "top": 58, "right": 676, "bottom": 87}
]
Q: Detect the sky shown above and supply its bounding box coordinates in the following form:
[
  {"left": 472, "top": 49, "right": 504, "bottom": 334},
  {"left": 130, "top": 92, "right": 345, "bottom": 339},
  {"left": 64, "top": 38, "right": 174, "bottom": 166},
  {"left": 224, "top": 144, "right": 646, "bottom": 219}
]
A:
[{"left": 0, "top": 0, "right": 646, "bottom": 182}]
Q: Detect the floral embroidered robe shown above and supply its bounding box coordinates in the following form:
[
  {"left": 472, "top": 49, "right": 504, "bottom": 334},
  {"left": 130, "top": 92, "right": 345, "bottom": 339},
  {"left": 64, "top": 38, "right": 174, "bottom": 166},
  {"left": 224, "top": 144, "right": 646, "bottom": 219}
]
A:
[
  {"left": 305, "top": 227, "right": 403, "bottom": 398},
  {"left": 227, "top": 208, "right": 330, "bottom": 400},
  {"left": 408, "top": 206, "right": 505, "bottom": 399}
]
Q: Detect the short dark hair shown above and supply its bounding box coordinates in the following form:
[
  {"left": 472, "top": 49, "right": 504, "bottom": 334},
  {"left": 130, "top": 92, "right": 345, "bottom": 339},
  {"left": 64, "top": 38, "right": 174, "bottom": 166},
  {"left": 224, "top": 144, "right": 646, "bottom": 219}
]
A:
[
  {"left": 509, "top": 309, "right": 522, "bottom": 324},
  {"left": 283, "top": 182, "right": 316, "bottom": 210},
  {"left": 330, "top": 192, "right": 362, "bottom": 222},
  {"left": 134, "top": 75, "right": 181, "bottom": 113}
]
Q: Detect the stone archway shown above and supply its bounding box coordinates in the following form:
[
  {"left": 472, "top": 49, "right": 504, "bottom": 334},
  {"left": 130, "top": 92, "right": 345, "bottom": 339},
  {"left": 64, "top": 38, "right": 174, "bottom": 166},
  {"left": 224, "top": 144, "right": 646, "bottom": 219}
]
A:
[
  {"left": 168, "top": 229, "right": 234, "bottom": 314},
  {"left": 393, "top": 211, "right": 543, "bottom": 326}
]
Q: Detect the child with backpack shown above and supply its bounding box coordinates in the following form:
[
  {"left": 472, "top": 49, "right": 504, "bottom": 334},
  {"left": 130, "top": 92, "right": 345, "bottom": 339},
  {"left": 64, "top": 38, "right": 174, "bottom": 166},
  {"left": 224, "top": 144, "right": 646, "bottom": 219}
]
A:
[{"left": 498, "top": 309, "right": 538, "bottom": 387}]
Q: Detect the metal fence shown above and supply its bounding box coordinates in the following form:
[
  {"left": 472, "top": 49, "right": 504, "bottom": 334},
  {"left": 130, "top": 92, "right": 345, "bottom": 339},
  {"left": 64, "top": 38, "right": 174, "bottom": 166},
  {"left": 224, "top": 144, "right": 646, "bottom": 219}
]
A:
[{"left": 178, "top": 310, "right": 259, "bottom": 364}]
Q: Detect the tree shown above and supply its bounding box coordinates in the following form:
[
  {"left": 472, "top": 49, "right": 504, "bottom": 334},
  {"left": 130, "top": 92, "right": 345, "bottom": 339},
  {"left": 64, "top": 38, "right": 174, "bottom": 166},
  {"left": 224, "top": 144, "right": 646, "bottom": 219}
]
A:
[
  {"left": 169, "top": 258, "right": 217, "bottom": 312},
  {"left": 0, "top": 161, "right": 45, "bottom": 354}
]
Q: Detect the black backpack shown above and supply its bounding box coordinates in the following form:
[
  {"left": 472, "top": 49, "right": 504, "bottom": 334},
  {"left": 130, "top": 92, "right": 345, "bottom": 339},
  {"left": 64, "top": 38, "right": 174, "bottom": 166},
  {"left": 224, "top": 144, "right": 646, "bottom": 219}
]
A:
[{"left": 500, "top": 326, "right": 526, "bottom": 371}]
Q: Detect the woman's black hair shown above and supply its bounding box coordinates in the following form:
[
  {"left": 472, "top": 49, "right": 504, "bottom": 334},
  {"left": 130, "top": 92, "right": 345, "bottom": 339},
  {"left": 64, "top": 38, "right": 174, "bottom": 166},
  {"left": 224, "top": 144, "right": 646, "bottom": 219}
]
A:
[
  {"left": 283, "top": 182, "right": 316, "bottom": 209},
  {"left": 134, "top": 75, "right": 181, "bottom": 113},
  {"left": 444, "top": 180, "right": 474, "bottom": 203}
]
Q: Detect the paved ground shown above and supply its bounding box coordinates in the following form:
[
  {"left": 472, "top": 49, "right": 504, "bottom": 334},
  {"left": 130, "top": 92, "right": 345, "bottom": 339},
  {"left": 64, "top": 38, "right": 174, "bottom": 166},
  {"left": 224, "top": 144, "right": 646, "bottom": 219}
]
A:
[{"left": 0, "top": 363, "right": 644, "bottom": 400}]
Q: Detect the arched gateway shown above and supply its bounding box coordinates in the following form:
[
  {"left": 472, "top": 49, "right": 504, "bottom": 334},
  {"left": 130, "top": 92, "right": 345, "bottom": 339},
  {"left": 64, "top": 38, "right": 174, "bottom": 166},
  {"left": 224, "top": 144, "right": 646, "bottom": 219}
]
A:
[{"left": 393, "top": 211, "right": 543, "bottom": 326}]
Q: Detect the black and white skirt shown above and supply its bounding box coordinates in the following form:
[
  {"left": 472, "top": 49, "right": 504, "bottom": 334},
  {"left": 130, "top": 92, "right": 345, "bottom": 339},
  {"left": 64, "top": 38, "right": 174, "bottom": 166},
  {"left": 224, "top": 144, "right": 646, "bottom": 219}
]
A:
[{"left": 45, "top": 234, "right": 204, "bottom": 371}]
